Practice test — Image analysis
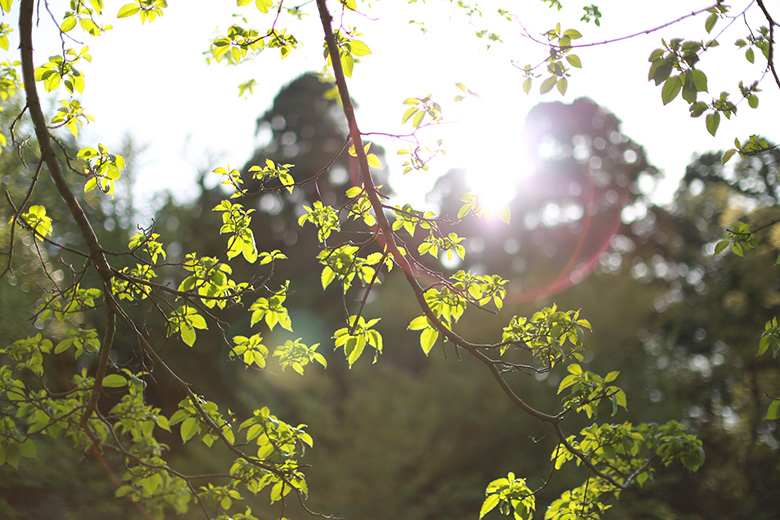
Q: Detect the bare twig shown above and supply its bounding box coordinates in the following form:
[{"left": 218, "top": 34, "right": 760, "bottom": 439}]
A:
[{"left": 756, "top": 0, "right": 780, "bottom": 90}]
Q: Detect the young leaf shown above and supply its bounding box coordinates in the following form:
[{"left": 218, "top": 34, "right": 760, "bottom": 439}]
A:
[
  {"left": 117, "top": 4, "right": 140, "bottom": 18},
  {"left": 766, "top": 399, "right": 780, "bottom": 420},
  {"left": 661, "top": 76, "right": 682, "bottom": 105},
  {"left": 540, "top": 76, "right": 556, "bottom": 94},
  {"left": 180, "top": 417, "right": 199, "bottom": 443},
  {"left": 704, "top": 13, "right": 717, "bottom": 33},
  {"left": 102, "top": 374, "right": 127, "bottom": 388},
  {"left": 420, "top": 327, "right": 438, "bottom": 355},
  {"left": 480, "top": 494, "right": 500, "bottom": 519},
  {"left": 566, "top": 54, "right": 582, "bottom": 68},
  {"left": 714, "top": 240, "right": 729, "bottom": 255},
  {"left": 556, "top": 78, "right": 568, "bottom": 95},
  {"left": 705, "top": 112, "right": 720, "bottom": 136},
  {"left": 349, "top": 40, "right": 371, "bottom": 56}
]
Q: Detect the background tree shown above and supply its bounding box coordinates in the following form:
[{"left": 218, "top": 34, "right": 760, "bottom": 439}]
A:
[{"left": 430, "top": 97, "right": 659, "bottom": 299}]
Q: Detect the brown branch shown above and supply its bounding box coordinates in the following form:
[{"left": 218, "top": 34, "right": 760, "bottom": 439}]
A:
[
  {"left": 19, "top": 0, "right": 111, "bottom": 283},
  {"left": 81, "top": 299, "right": 116, "bottom": 428},
  {"left": 19, "top": 0, "right": 118, "bottom": 435},
  {"left": 756, "top": 0, "right": 780, "bottom": 90}
]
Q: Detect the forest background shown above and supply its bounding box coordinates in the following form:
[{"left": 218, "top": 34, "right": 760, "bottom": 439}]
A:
[{"left": 1, "top": 1, "right": 779, "bottom": 520}]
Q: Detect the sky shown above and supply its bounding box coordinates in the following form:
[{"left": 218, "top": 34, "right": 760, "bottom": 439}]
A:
[{"left": 3, "top": 0, "right": 778, "bottom": 217}]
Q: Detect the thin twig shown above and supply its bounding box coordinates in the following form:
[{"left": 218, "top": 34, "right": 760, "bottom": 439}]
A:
[{"left": 756, "top": 0, "right": 780, "bottom": 90}]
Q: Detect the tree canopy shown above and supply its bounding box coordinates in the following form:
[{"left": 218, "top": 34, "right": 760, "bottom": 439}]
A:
[{"left": 1, "top": 1, "right": 778, "bottom": 520}]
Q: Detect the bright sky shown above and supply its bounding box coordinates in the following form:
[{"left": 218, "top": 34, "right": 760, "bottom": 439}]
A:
[{"left": 4, "top": 0, "right": 779, "bottom": 216}]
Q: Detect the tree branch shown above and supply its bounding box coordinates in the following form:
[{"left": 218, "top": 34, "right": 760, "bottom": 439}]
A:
[
  {"left": 19, "top": 0, "right": 118, "bottom": 435},
  {"left": 756, "top": 0, "right": 780, "bottom": 90}
]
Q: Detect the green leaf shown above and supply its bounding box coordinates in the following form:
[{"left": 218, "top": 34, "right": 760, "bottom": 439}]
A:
[
  {"left": 649, "top": 60, "right": 673, "bottom": 85},
  {"left": 759, "top": 335, "right": 771, "bottom": 356},
  {"left": 180, "top": 417, "right": 199, "bottom": 443},
  {"left": 155, "top": 415, "right": 171, "bottom": 432},
  {"left": 181, "top": 323, "right": 196, "bottom": 347},
  {"left": 557, "top": 374, "right": 577, "bottom": 394},
  {"left": 61, "top": 16, "right": 77, "bottom": 33},
  {"left": 720, "top": 148, "right": 737, "bottom": 164},
  {"left": 402, "top": 106, "right": 417, "bottom": 124},
  {"left": 566, "top": 54, "right": 582, "bottom": 68},
  {"left": 689, "top": 102, "right": 708, "bottom": 117},
  {"left": 341, "top": 54, "right": 354, "bottom": 78},
  {"left": 661, "top": 76, "right": 682, "bottom": 105},
  {"left": 349, "top": 40, "right": 371, "bottom": 57},
  {"left": 705, "top": 112, "right": 720, "bottom": 136},
  {"left": 115, "top": 486, "right": 133, "bottom": 498},
  {"left": 556, "top": 77, "right": 568, "bottom": 95},
  {"left": 480, "top": 493, "right": 500, "bottom": 519},
  {"left": 767, "top": 399, "right": 780, "bottom": 420},
  {"left": 420, "top": 327, "right": 438, "bottom": 355},
  {"left": 18, "top": 439, "right": 37, "bottom": 460},
  {"left": 102, "top": 374, "right": 127, "bottom": 388},
  {"left": 714, "top": 240, "right": 729, "bottom": 255},
  {"left": 412, "top": 110, "right": 425, "bottom": 128},
  {"left": 321, "top": 266, "right": 335, "bottom": 289},
  {"left": 540, "top": 76, "right": 556, "bottom": 94},
  {"left": 408, "top": 316, "right": 430, "bottom": 330},
  {"left": 117, "top": 4, "right": 140, "bottom": 18},
  {"left": 704, "top": 13, "right": 717, "bottom": 33},
  {"left": 681, "top": 445, "right": 705, "bottom": 471},
  {"left": 367, "top": 153, "right": 381, "bottom": 168},
  {"left": 691, "top": 69, "right": 708, "bottom": 92},
  {"left": 255, "top": 0, "right": 273, "bottom": 13}
]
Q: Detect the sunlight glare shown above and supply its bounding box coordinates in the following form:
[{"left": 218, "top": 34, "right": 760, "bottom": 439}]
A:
[
  {"left": 447, "top": 93, "right": 534, "bottom": 221},
  {"left": 461, "top": 130, "right": 532, "bottom": 220}
]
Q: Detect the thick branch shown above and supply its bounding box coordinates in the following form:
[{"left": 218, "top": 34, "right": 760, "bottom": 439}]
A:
[{"left": 19, "top": 0, "right": 117, "bottom": 431}]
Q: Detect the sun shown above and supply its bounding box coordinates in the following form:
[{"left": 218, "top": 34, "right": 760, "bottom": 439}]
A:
[
  {"left": 461, "top": 140, "right": 532, "bottom": 223},
  {"left": 447, "top": 95, "right": 534, "bottom": 222},
  {"left": 465, "top": 167, "right": 517, "bottom": 214}
]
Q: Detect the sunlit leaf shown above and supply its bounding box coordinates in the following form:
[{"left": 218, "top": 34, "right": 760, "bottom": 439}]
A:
[
  {"left": 102, "top": 374, "right": 127, "bottom": 388},
  {"left": 180, "top": 417, "right": 199, "bottom": 443},
  {"left": 767, "top": 399, "right": 780, "bottom": 420},
  {"left": 566, "top": 54, "right": 582, "bottom": 68},
  {"left": 117, "top": 4, "right": 140, "bottom": 18}
]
